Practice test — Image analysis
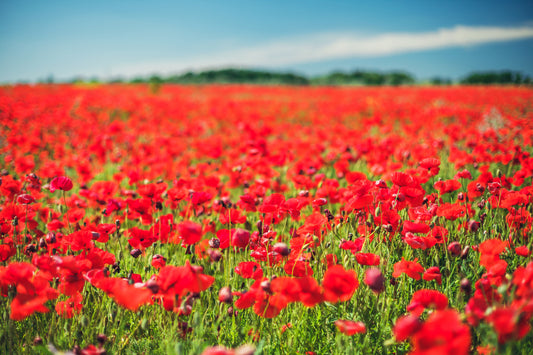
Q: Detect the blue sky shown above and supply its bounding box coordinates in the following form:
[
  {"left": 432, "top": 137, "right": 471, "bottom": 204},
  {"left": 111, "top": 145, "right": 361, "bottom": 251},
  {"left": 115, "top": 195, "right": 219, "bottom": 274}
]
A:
[{"left": 1, "top": 0, "right": 532, "bottom": 82}]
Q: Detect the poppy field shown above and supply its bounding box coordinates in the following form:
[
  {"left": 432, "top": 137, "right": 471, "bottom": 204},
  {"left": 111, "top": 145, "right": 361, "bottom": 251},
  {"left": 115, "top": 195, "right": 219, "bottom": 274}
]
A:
[{"left": 1, "top": 84, "right": 533, "bottom": 354}]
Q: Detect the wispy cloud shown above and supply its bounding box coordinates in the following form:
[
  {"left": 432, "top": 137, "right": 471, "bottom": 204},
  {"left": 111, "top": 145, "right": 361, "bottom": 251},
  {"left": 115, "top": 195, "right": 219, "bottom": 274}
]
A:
[{"left": 115, "top": 25, "right": 533, "bottom": 77}]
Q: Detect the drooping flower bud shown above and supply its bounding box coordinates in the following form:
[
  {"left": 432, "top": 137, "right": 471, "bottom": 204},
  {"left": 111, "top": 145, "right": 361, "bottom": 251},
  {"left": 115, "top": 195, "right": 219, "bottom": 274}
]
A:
[{"left": 364, "top": 268, "right": 385, "bottom": 293}]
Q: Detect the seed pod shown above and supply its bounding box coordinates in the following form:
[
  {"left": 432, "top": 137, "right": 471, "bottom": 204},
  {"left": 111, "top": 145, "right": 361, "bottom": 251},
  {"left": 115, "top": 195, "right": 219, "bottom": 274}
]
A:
[
  {"left": 460, "top": 278, "right": 472, "bottom": 295},
  {"left": 218, "top": 286, "right": 233, "bottom": 304}
]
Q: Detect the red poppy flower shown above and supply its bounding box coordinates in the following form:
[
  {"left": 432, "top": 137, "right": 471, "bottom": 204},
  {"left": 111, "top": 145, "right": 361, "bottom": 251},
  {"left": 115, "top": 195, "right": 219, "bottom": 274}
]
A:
[
  {"left": 402, "top": 221, "right": 431, "bottom": 234},
  {"left": 335, "top": 320, "right": 366, "bottom": 335},
  {"left": 177, "top": 221, "right": 203, "bottom": 245},
  {"left": 419, "top": 158, "right": 440, "bottom": 176},
  {"left": 410, "top": 310, "right": 471, "bottom": 355},
  {"left": 322, "top": 265, "right": 358, "bottom": 303},
  {"left": 434, "top": 179, "right": 462, "bottom": 195},
  {"left": 403, "top": 233, "right": 437, "bottom": 250},
  {"left": 55, "top": 293, "right": 83, "bottom": 318},
  {"left": 284, "top": 260, "right": 314, "bottom": 277},
  {"left": 392, "top": 258, "right": 424, "bottom": 280},
  {"left": 515, "top": 246, "right": 530, "bottom": 257},
  {"left": 422, "top": 266, "right": 442, "bottom": 285},
  {"left": 231, "top": 228, "right": 251, "bottom": 248},
  {"left": 16, "top": 194, "right": 35, "bottom": 204},
  {"left": 151, "top": 254, "right": 167, "bottom": 269},
  {"left": 270, "top": 276, "right": 324, "bottom": 307},
  {"left": 487, "top": 307, "right": 532, "bottom": 344},
  {"left": 49, "top": 176, "right": 73, "bottom": 192},
  {"left": 96, "top": 278, "right": 152, "bottom": 311},
  {"left": 393, "top": 314, "right": 422, "bottom": 341},
  {"left": 235, "top": 261, "right": 263, "bottom": 280},
  {"left": 355, "top": 253, "right": 380, "bottom": 266},
  {"left": 406, "top": 289, "right": 448, "bottom": 316},
  {"left": 436, "top": 203, "right": 466, "bottom": 220},
  {"left": 391, "top": 172, "right": 414, "bottom": 187}
]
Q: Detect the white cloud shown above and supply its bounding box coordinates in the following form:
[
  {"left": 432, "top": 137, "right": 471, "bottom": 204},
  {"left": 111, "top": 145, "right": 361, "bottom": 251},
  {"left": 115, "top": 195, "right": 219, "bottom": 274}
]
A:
[{"left": 114, "top": 25, "right": 533, "bottom": 77}]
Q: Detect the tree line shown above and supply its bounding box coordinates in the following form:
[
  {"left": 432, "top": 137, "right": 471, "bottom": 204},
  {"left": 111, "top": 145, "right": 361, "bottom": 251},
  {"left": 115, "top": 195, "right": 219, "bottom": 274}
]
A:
[{"left": 49, "top": 69, "right": 531, "bottom": 86}]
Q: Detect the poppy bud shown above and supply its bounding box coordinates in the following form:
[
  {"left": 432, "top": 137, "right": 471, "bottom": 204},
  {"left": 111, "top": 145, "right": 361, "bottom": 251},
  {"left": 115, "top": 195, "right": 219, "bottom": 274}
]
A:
[
  {"left": 39, "top": 238, "right": 47, "bottom": 249},
  {"left": 141, "top": 317, "right": 149, "bottom": 331},
  {"left": 112, "top": 262, "right": 120, "bottom": 273},
  {"left": 33, "top": 336, "right": 43, "bottom": 346},
  {"left": 227, "top": 306, "right": 236, "bottom": 317},
  {"left": 260, "top": 280, "right": 272, "bottom": 294},
  {"left": 447, "top": 242, "right": 462, "bottom": 257},
  {"left": 475, "top": 183, "right": 484, "bottom": 193},
  {"left": 467, "top": 220, "right": 480, "bottom": 232},
  {"left": 383, "top": 224, "right": 393, "bottom": 233},
  {"left": 364, "top": 268, "right": 385, "bottom": 293},
  {"left": 312, "top": 198, "right": 327, "bottom": 207},
  {"left": 208, "top": 249, "right": 223, "bottom": 262},
  {"left": 12, "top": 216, "right": 18, "bottom": 226},
  {"left": 155, "top": 201, "right": 163, "bottom": 210},
  {"left": 461, "top": 245, "right": 470, "bottom": 259},
  {"left": 145, "top": 279, "right": 160, "bottom": 294},
  {"left": 96, "top": 334, "right": 107, "bottom": 345},
  {"left": 298, "top": 190, "right": 309, "bottom": 197},
  {"left": 130, "top": 249, "right": 142, "bottom": 258},
  {"left": 209, "top": 238, "right": 220, "bottom": 249},
  {"left": 218, "top": 286, "right": 233, "bottom": 304},
  {"left": 91, "top": 232, "right": 100, "bottom": 240},
  {"left": 457, "top": 192, "right": 465, "bottom": 201},
  {"left": 273, "top": 242, "right": 290, "bottom": 257},
  {"left": 231, "top": 228, "right": 250, "bottom": 248},
  {"left": 24, "top": 244, "right": 37, "bottom": 255},
  {"left": 460, "top": 278, "right": 472, "bottom": 294},
  {"left": 46, "top": 232, "right": 56, "bottom": 244},
  {"left": 375, "top": 179, "right": 387, "bottom": 188}
]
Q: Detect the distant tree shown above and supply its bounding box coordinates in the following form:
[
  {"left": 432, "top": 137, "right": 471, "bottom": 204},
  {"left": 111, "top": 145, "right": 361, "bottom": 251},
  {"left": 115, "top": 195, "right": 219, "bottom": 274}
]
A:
[
  {"left": 460, "top": 71, "right": 531, "bottom": 85},
  {"left": 430, "top": 77, "right": 453, "bottom": 85},
  {"left": 387, "top": 71, "right": 415, "bottom": 86},
  {"left": 149, "top": 75, "right": 163, "bottom": 93}
]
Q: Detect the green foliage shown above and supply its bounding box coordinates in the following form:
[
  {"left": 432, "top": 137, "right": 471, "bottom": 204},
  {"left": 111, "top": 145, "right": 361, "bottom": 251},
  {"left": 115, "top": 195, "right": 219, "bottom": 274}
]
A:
[
  {"left": 460, "top": 70, "right": 532, "bottom": 85},
  {"left": 311, "top": 70, "right": 415, "bottom": 86},
  {"left": 159, "top": 68, "right": 310, "bottom": 86}
]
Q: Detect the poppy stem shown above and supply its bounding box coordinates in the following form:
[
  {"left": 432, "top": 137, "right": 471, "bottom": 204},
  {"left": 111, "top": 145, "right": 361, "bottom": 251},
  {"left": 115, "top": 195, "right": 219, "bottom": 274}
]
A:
[{"left": 62, "top": 190, "right": 72, "bottom": 233}]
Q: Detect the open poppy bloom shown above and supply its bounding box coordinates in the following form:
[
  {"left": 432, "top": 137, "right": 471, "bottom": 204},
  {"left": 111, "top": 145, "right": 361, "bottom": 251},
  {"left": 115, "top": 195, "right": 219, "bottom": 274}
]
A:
[
  {"left": 335, "top": 320, "right": 366, "bottom": 335},
  {"left": 322, "top": 265, "right": 359, "bottom": 303},
  {"left": 392, "top": 258, "right": 424, "bottom": 280},
  {"left": 49, "top": 176, "right": 73, "bottom": 192}
]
